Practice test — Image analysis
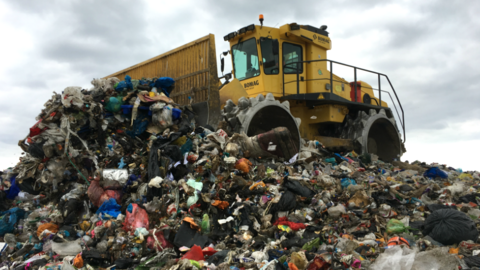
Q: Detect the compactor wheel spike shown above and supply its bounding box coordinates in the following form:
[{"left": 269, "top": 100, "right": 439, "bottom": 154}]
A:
[
  {"left": 379, "top": 109, "right": 386, "bottom": 115},
  {"left": 281, "top": 101, "right": 290, "bottom": 110},
  {"left": 295, "top": 118, "right": 301, "bottom": 127},
  {"left": 369, "top": 109, "right": 377, "bottom": 116},
  {"left": 360, "top": 120, "right": 367, "bottom": 128},
  {"left": 360, "top": 111, "right": 369, "bottom": 120},
  {"left": 250, "top": 97, "right": 259, "bottom": 108}
]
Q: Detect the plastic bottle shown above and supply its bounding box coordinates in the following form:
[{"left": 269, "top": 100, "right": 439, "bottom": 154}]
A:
[
  {"left": 52, "top": 177, "right": 58, "bottom": 193},
  {"left": 16, "top": 219, "right": 24, "bottom": 234},
  {"left": 106, "top": 137, "right": 113, "bottom": 153},
  {"left": 201, "top": 214, "right": 210, "bottom": 234},
  {"left": 4, "top": 234, "right": 16, "bottom": 252}
]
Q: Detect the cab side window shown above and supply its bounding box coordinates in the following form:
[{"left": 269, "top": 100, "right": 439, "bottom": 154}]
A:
[
  {"left": 283, "top": 43, "right": 303, "bottom": 74},
  {"left": 260, "top": 38, "right": 279, "bottom": 74}
]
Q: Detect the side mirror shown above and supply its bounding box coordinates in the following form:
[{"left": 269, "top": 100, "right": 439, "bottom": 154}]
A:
[
  {"left": 221, "top": 57, "right": 225, "bottom": 74},
  {"left": 272, "top": 39, "right": 279, "bottom": 55},
  {"left": 220, "top": 50, "right": 229, "bottom": 74}
]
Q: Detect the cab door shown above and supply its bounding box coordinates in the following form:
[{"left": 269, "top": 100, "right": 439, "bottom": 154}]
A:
[{"left": 282, "top": 41, "right": 306, "bottom": 95}]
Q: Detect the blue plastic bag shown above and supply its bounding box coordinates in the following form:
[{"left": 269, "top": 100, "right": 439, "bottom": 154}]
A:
[
  {"left": 6, "top": 176, "right": 20, "bottom": 200},
  {"left": 96, "top": 198, "right": 121, "bottom": 219},
  {"left": 341, "top": 178, "right": 356, "bottom": 189},
  {"left": 0, "top": 207, "right": 26, "bottom": 236},
  {"left": 172, "top": 108, "right": 182, "bottom": 120},
  {"left": 154, "top": 77, "right": 175, "bottom": 97},
  {"left": 424, "top": 167, "right": 448, "bottom": 179},
  {"left": 115, "top": 75, "right": 133, "bottom": 92},
  {"left": 325, "top": 157, "right": 337, "bottom": 165},
  {"left": 105, "top": 97, "right": 123, "bottom": 112},
  {"left": 126, "top": 111, "right": 149, "bottom": 138},
  {"left": 180, "top": 138, "right": 193, "bottom": 155}
]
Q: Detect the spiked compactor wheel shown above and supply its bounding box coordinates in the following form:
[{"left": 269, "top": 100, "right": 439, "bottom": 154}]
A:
[
  {"left": 222, "top": 93, "right": 302, "bottom": 153},
  {"left": 340, "top": 109, "right": 405, "bottom": 161}
]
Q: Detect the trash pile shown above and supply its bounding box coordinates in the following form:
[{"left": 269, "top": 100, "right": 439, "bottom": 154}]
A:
[{"left": 1, "top": 75, "right": 480, "bottom": 270}]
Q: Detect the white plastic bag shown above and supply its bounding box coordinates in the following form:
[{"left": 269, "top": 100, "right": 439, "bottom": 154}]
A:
[
  {"left": 370, "top": 246, "right": 415, "bottom": 270},
  {"left": 327, "top": 204, "right": 346, "bottom": 218},
  {"left": 157, "top": 105, "right": 173, "bottom": 128},
  {"left": 51, "top": 241, "right": 82, "bottom": 256},
  {"left": 445, "top": 182, "right": 465, "bottom": 196},
  {"left": 62, "top": 86, "right": 84, "bottom": 108},
  {"left": 411, "top": 247, "right": 458, "bottom": 270},
  {"left": 148, "top": 176, "right": 164, "bottom": 188},
  {"left": 61, "top": 256, "right": 76, "bottom": 270}
]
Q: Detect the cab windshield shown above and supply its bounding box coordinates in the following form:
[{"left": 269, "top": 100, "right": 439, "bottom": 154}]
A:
[{"left": 232, "top": 38, "right": 260, "bottom": 81}]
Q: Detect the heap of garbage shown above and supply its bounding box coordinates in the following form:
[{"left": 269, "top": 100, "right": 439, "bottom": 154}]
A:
[{"left": 1, "top": 75, "right": 480, "bottom": 270}]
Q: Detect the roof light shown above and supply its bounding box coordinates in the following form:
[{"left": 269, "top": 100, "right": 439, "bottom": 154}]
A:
[
  {"left": 228, "top": 32, "right": 237, "bottom": 39},
  {"left": 290, "top": 24, "right": 300, "bottom": 30}
]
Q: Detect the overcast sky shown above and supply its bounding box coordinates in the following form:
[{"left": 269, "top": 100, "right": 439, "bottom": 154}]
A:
[{"left": 1, "top": 0, "right": 479, "bottom": 171}]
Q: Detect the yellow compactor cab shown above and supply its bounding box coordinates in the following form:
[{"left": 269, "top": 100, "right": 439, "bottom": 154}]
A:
[{"left": 219, "top": 18, "right": 405, "bottom": 161}]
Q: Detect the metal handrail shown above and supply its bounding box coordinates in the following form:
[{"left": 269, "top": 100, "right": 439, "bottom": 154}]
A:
[{"left": 282, "top": 59, "right": 405, "bottom": 142}]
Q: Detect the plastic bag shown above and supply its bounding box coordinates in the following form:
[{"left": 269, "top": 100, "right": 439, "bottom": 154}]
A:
[
  {"left": 105, "top": 96, "right": 123, "bottom": 112},
  {"left": 235, "top": 158, "right": 253, "bottom": 173},
  {"left": 153, "top": 105, "right": 173, "bottom": 128},
  {"left": 301, "top": 238, "right": 320, "bottom": 251},
  {"left": 73, "top": 253, "right": 84, "bottom": 268},
  {"left": 62, "top": 86, "right": 84, "bottom": 108},
  {"left": 283, "top": 176, "right": 315, "bottom": 197},
  {"left": 123, "top": 203, "right": 149, "bottom": 232},
  {"left": 102, "top": 169, "right": 128, "bottom": 184},
  {"left": 411, "top": 247, "right": 458, "bottom": 270},
  {"left": 88, "top": 178, "right": 122, "bottom": 207},
  {"left": 0, "top": 207, "right": 26, "bottom": 236},
  {"left": 186, "top": 179, "right": 203, "bottom": 207},
  {"left": 147, "top": 229, "right": 173, "bottom": 251},
  {"left": 173, "top": 218, "right": 209, "bottom": 248},
  {"left": 423, "top": 167, "right": 448, "bottom": 179},
  {"left": 445, "top": 182, "right": 465, "bottom": 196},
  {"left": 37, "top": 223, "right": 59, "bottom": 237},
  {"left": 181, "top": 245, "right": 204, "bottom": 261},
  {"left": 422, "top": 208, "right": 479, "bottom": 245},
  {"left": 5, "top": 176, "right": 21, "bottom": 200},
  {"left": 327, "top": 204, "right": 346, "bottom": 218},
  {"left": 370, "top": 246, "right": 415, "bottom": 270},
  {"left": 387, "top": 219, "right": 411, "bottom": 234},
  {"left": 115, "top": 75, "right": 133, "bottom": 91},
  {"left": 290, "top": 252, "right": 308, "bottom": 270},
  {"left": 341, "top": 178, "right": 356, "bottom": 189},
  {"left": 148, "top": 176, "right": 164, "bottom": 188},
  {"left": 269, "top": 191, "right": 297, "bottom": 215},
  {"left": 154, "top": 77, "right": 175, "bottom": 97},
  {"left": 28, "top": 142, "right": 46, "bottom": 159},
  {"left": 52, "top": 241, "right": 82, "bottom": 256},
  {"left": 61, "top": 256, "right": 77, "bottom": 270},
  {"left": 96, "top": 198, "right": 121, "bottom": 219}
]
